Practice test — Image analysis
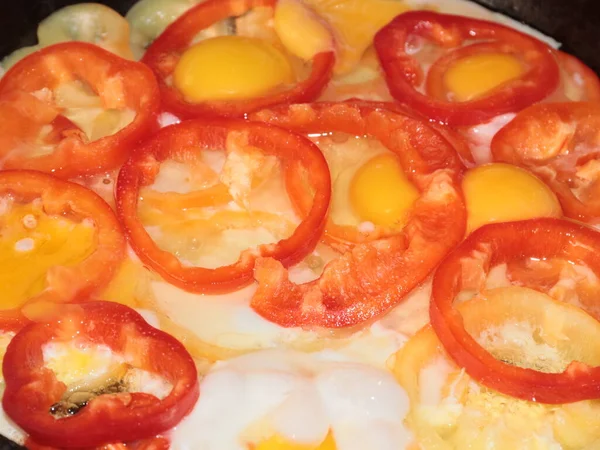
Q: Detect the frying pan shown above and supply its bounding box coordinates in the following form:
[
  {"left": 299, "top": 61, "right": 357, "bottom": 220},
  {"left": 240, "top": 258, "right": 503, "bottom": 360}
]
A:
[
  {"left": 0, "top": 0, "right": 598, "bottom": 449},
  {"left": 1, "top": 0, "right": 599, "bottom": 73}
]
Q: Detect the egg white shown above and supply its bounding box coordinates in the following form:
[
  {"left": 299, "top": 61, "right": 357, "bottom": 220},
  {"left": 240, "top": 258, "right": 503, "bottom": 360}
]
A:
[{"left": 169, "top": 348, "right": 414, "bottom": 450}]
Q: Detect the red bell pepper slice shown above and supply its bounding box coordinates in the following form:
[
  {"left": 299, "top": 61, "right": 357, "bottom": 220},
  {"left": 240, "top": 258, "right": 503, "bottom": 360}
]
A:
[
  {"left": 249, "top": 102, "right": 466, "bottom": 328},
  {"left": 491, "top": 101, "right": 600, "bottom": 223},
  {"left": 116, "top": 118, "right": 331, "bottom": 294},
  {"left": 374, "top": 11, "right": 560, "bottom": 126},
  {"left": 141, "top": 0, "right": 335, "bottom": 119},
  {"left": 0, "top": 170, "right": 125, "bottom": 312},
  {"left": 2, "top": 301, "right": 199, "bottom": 448},
  {"left": 556, "top": 51, "right": 600, "bottom": 102},
  {"left": 0, "top": 42, "right": 160, "bottom": 178},
  {"left": 430, "top": 217, "right": 600, "bottom": 404}
]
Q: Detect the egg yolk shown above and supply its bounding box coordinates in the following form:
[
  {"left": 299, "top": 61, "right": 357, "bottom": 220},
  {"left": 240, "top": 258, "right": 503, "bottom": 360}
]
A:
[
  {"left": 173, "top": 36, "right": 294, "bottom": 102},
  {"left": 0, "top": 202, "right": 95, "bottom": 310},
  {"left": 349, "top": 153, "right": 419, "bottom": 228},
  {"left": 284, "top": 0, "right": 411, "bottom": 74},
  {"left": 254, "top": 433, "right": 336, "bottom": 450},
  {"left": 274, "top": 0, "right": 333, "bottom": 61},
  {"left": 444, "top": 53, "right": 524, "bottom": 102},
  {"left": 462, "top": 163, "right": 562, "bottom": 233}
]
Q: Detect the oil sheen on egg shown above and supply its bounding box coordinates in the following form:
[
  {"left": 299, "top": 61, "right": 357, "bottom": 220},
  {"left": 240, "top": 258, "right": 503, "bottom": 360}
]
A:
[
  {"left": 169, "top": 349, "right": 413, "bottom": 450},
  {"left": 173, "top": 36, "right": 294, "bottom": 102}
]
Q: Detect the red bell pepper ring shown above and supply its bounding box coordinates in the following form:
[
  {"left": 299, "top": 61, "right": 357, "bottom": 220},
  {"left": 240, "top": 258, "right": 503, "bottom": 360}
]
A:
[
  {"left": 0, "top": 42, "right": 160, "bottom": 178},
  {"left": 0, "top": 170, "right": 125, "bottom": 311},
  {"left": 374, "top": 11, "right": 560, "bottom": 126},
  {"left": 141, "top": 0, "right": 335, "bottom": 119},
  {"left": 430, "top": 217, "right": 600, "bottom": 404},
  {"left": 249, "top": 102, "right": 466, "bottom": 328},
  {"left": 2, "top": 301, "right": 199, "bottom": 448},
  {"left": 556, "top": 51, "right": 600, "bottom": 102},
  {"left": 116, "top": 118, "right": 331, "bottom": 294},
  {"left": 491, "top": 101, "right": 600, "bottom": 224}
]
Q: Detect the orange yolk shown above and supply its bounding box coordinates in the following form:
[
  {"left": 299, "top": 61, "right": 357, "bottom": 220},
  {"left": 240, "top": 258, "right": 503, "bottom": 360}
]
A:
[
  {"left": 0, "top": 201, "right": 95, "bottom": 309},
  {"left": 173, "top": 36, "right": 294, "bottom": 102},
  {"left": 254, "top": 433, "right": 336, "bottom": 450},
  {"left": 349, "top": 153, "right": 419, "bottom": 227},
  {"left": 462, "top": 163, "right": 562, "bottom": 233},
  {"left": 444, "top": 53, "right": 524, "bottom": 102}
]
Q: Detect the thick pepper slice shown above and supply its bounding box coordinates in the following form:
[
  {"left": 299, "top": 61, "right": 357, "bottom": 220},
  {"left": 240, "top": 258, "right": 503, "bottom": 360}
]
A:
[
  {"left": 555, "top": 51, "right": 600, "bottom": 102},
  {"left": 374, "top": 11, "right": 560, "bottom": 126},
  {"left": 116, "top": 118, "right": 331, "bottom": 294},
  {"left": 491, "top": 102, "right": 600, "bottom": 224},
  {"left": 0, "top": 170, "right": 125, "bottom": 315},
  {"left": 2, "top": 301, "right": 199, "bottom": 448},
  {"left": 141, "top": 0, "right": 335, "bottom": 119},
  {"left": 0, "top": 42, "right": 160, "bottom": 178},
  {"left": 430, "top": 217, "right": 600, "bottom": 404},
  {"left": 250, "top": 102, "right": 466, "bottom": 328}
]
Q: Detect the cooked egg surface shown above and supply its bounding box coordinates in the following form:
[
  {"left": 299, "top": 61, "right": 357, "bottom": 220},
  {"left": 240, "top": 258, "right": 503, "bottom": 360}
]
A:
[
  {"left": 54, "top": 80, "right": 136, "bottom": 141},
  {"left": 173, "top": 36, "right": 294, "bottom": 102},
  {"left": 274, "top": 0, "right": 333, "bottom": 61},
  {"left": 140, "top": 148, "right": 300, "bottom": 269},
  {"left": 169, "top": 349, "right": 413, "bottom": 450},
  {"left": 442, "top": 53, "right": 524, "bottom": 102},
  {"left": 0, "top": 197, "right": 95, "bottom": 309},
  {"left": 149, "top": 273, "right": 430, "bottom": 367},
  {"left": 395, "top": 287, "right": 600, "bottom": 450},
  {"left": 462, "top": 163, "right": 562, "bottom": 232},
  {"left": 350, "top": 153, "right": 419, "bottom": 228},
  {"left": 310, "top": 133, "right": 419, "bottom": 233}
]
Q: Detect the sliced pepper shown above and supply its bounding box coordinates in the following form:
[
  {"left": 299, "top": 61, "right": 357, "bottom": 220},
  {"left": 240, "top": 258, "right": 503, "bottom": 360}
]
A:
[
  {"left": 0, "top": 42, "right": 160, "bottom": 178},
  {"left": 0, "top": 170, "right": 125, "bottom": 317},
  {"left": 430, "top": 217, "right": 600, "bottom": 403},
  {"left": 141, "top": 0, "right": 335, "bottom": 119},
  {"left": 3, "top": 301, "right": 198, "bottom": 448},
  {"left": 250, "top": 102, "right": 466, "bottom": 328},
  {"left": 374, "top": 11, "right": 560, "bottom": 126},
  {"left": 491, "top": 102, "right": 600, "bottom": 224},
  {"left": 116, "top": 118, "right": 331, "bottom": 293}
]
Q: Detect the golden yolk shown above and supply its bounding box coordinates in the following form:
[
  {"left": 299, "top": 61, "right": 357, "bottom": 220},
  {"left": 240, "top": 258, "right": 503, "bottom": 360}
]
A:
[
  {"left": 349, "top": 153, "right": 419, "bottom": 227},
  {"left": 254, "top": 433, "right": 336, "bottom": 450},
  {"left": 173, "top": 36, "right": 294, "bottom": 102},
  {"left": 444, "top": 53, "right": 524, "bottom": 102},
  {"left": 288, "top": 0, "right": 411, "bottom": 74},
  {"left": 463, "top": 163, "right": 562, "bottom": 233},
  {"left": 0, "top": 203, "right": 95, "bottom": 310},
  {"left": 274, "top": 0, "right": 333, "bottom": 61}
]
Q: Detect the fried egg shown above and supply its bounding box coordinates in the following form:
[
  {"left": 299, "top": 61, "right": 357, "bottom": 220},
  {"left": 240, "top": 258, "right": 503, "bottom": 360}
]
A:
[
  {"left": 0, "top": 0, "right": 594, "bottom": 449},
  {"left": 169, "top": 349, "right": 413, "bottom": 450}
]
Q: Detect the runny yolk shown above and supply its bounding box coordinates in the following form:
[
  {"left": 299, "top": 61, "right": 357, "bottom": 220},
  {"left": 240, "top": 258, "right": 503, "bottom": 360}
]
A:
[
  {"left": 254, "top": 433, "right": 336, "bottom": 450},
  {"left": 0, "top": 202, "right": 95, "bottom": 309},
  {"left": 444, "top": 53, "right": 524, "bottom": 102},
  {"left": 349, "top": 153, "right": 419, "bottom": 228},
  {"left": 462, "top": 163, "right": 562, "bottom": 233},
  {"left": 173, "top": 36, "right": 294, "bottom": 102}
]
